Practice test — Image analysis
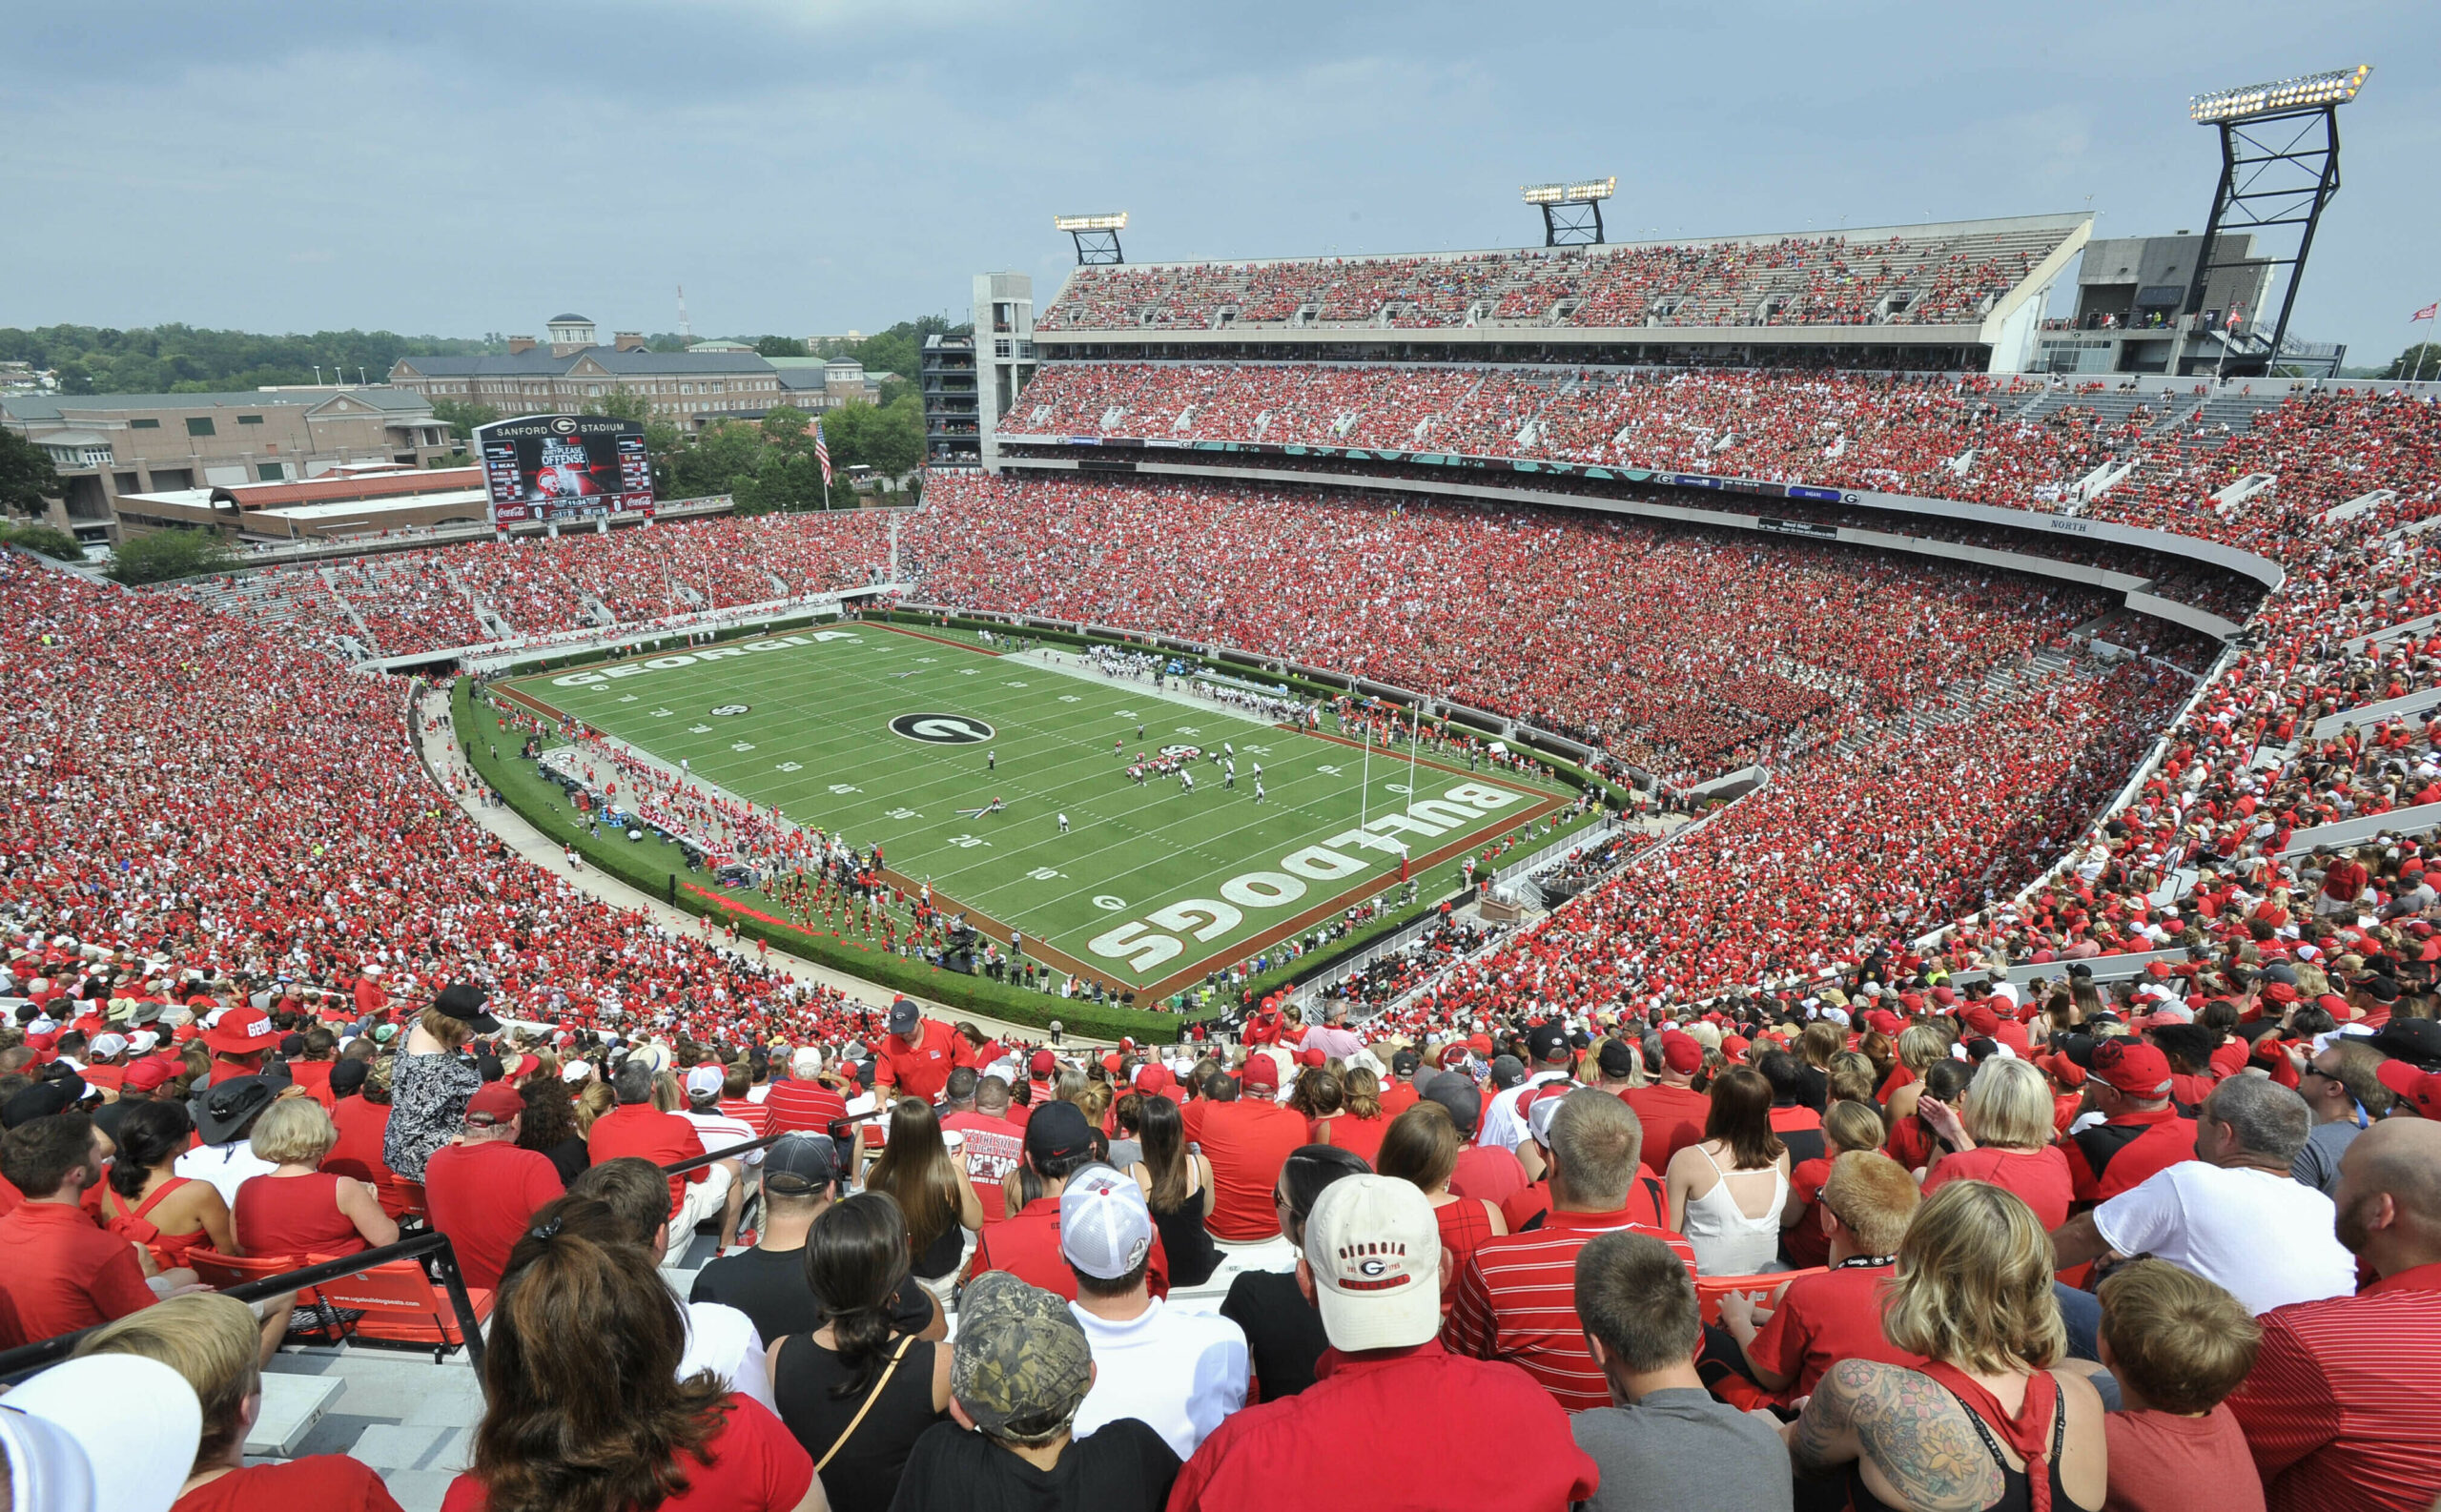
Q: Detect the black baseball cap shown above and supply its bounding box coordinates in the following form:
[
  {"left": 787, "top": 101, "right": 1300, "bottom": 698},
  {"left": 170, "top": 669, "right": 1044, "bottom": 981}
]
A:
[
  {"left": 761, "top": 1132, "right": 841, "bottom": 1195},
  {"left": 1596, "top": 1038, "right": 1638, "bottom": 1078},
  {"left": 1389, "top": 1049, "right": 1421, "bottom": 1076},
  {"left": 1526, "top": 1023, "right": 1569, "bottom": 1065},
  {"left": 330, "top": 1059, "right": 370, "bottom": 1096},
  {"left": 433, "top": 983, "right": 501, "bottom": 1034},
  {"left": 1, "top": 1081, "right": 73, "bottom": 1129},
  {"left": 887, "top": 998, "right": 921, "bottom": 1038},
  {"left": 1024, "top": 1100, "right": 1093, "bottom": 1165}
]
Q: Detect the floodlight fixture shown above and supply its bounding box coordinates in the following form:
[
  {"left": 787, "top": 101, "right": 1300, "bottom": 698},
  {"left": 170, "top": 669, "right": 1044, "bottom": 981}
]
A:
[
  {"left": 2181, "top": 65, "right": 2369, "bottom": 374},
  {"left": 2189, "top": 65, "right": 2369, "bottom": 123},
  {"left": 1521, "top": 176, "right": 1617, "bottom": 246},
  {"left": 1055, "top": 212, "right": 1128, "bottom": 265}
]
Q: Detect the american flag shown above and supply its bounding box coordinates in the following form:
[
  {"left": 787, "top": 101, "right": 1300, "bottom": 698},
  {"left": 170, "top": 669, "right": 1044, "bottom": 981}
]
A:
[
  {"left": 2415, "top": 302, "right": 2439, "bottom": 322},
  {"left": 813, "top": 420, "right": 832, "bottom": 486}
]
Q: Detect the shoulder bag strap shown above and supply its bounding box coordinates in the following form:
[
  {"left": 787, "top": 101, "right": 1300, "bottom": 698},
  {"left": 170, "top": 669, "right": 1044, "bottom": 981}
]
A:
[{"left": 813, "top": 1334, "right": 917, "bottom": 1475}]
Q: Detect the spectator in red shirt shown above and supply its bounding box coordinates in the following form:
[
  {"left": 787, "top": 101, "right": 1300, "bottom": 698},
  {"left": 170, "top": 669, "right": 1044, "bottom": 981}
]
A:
[
  {"left": 872, "top": 999, "right": 972, "bottom": 1105},
  {"left": 1918, "top": 1056, "right": 2078, "bottom": 1228},
  {"left": 942, "top": 1073, "right": 1027, "bottom": 1224},
  {"left": 1378, "top": 1048, "right": 1424, "bottom": 1119},
  {"left": 2087, "top": 1259, "right": 2266, "bottom": 1512},
  {"left": 587, "top": 1059, "right": 734, "bottom": 1267},
  {"left": 1170, "top": 1175, "right": 1596, "bottom": 1511},
  {"left": 1182, "top": 1057, "right": 1306, "bottom": 1242},
  {"left": 78, "top": 1291, "right": 405, "bottom": 1512},
  {"left": 1446, "top": 1090, "right": 1697, "bottom": 1411},
  {"left": 966, "top": 1101, "right": 1170, "bottom": 1302},
  {"left": 2065, "top": 1038, "right": 2197, "bottom": 1204},
  {"left": 231, "top": 1097, "right": 399, "bottom": 1264},
  {"left": 1622, "top": 1031, "right": 1713, "bottom": 1171},
  {"left": 0, "top": 1112, "right": 160, "bottom": 1338},
  {"left": 424, "top": 1081, "right": 566, "bottom": 1291},
  {"left": 1425, "top": 1073, "right": 1528, "bottom": 1210},
  {"left": 1720, "top": 1151, "right": 1924, "bottom": 1397},
  {"left": 197, "top": 1008, "right": 281, "bottom": 1088},
  {"left": 1781, "top": 1180, "right": 2109, "bottom": 1512},
  {"left": 763, "top": 1048, "right": 851, "bottom": 1139},
  {"left": 2225, "top": 1117, "right": 2441, "bottom": 1512}
]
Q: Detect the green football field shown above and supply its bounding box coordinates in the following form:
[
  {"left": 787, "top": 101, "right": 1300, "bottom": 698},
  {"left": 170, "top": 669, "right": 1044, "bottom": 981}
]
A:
[{"left": 497, "top": 623, "right": 1565, "bottom": 997}]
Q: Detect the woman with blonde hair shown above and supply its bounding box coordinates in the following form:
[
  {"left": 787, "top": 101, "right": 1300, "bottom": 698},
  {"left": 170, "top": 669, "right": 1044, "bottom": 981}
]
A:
[
  {"left": 78, "top": 1293, "right": 405, "bottom": 1510},
  {"left": 234, "top": 1096, "right": 399, "bottom": 1262},
  {"left": 1882, "top": 1022, "right": 1952, "bottom": 1116},
  {"left": 856, "top": 1097, "right": 981, "bottom": 1302},
  {"left": 1783, "top": 1180, "right": 2106, "bottom": 1512},
  {"left": 1918, "top": 1056, "right": 2077, "bottom": 1228},
  {"left": 1314, "top": 1065, "right": 1390, "bottom": 1163},
  {"left": 1779, "top": 1098, "right": 1888, "bottom": 1270}
]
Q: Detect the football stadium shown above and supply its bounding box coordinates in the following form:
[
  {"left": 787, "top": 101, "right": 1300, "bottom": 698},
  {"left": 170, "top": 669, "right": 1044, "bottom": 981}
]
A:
[{"left": 5, "top": 24, "right": 2441, "bottom": 1512}]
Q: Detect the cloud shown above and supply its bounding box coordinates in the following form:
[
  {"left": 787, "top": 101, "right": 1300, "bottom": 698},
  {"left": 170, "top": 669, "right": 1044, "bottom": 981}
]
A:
[{"left": 0, "top": 0, "right": 2432, "bottom": 361}]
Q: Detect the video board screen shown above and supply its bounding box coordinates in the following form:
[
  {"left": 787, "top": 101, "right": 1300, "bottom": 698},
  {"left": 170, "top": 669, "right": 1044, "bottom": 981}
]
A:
[{"left": 475, "top": 415, "right": 654, "bottom": 526}]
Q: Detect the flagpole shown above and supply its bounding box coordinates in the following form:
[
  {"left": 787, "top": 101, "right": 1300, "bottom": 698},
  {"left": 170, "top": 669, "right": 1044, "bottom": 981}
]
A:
[
  {"left": 2417, "top": 302, "right": 2438, "bottom": 384},
  {"left": 1405, "top": 704, "right": 1420, "bottom": 810}
]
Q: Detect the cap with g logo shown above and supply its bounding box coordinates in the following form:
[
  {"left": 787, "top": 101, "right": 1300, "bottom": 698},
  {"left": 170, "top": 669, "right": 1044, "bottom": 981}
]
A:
[{"left": 1302, "top": 1174, "right": 1441, "bottom": 1353}]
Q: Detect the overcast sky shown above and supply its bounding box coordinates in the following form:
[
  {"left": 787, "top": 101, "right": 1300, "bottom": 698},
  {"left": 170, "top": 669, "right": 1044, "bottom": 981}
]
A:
[{"left": 6, "top": 1, "right": 2434, "bottom": 362}]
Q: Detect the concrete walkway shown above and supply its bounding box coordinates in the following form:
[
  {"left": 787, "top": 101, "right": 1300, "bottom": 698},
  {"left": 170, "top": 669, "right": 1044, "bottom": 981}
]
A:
[{"left": 410, "top": 686, "right": 1107, "bottom": 1047}]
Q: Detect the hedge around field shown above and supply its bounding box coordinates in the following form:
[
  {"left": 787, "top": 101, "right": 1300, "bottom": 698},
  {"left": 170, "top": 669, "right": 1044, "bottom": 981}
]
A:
[{"left": 448, "top": 678, "right": 1185, "bottom": 1041}]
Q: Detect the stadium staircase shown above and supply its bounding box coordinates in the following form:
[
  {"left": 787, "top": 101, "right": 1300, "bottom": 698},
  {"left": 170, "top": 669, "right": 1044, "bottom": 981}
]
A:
[
  {"left": 320, "top": 564, "right": 384, "bottom": 658},
  {"left": 1829, "top": 644, "right": 2078, "bottom": 757}
]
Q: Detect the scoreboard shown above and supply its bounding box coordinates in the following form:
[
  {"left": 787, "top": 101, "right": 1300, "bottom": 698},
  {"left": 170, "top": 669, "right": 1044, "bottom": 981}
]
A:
[{"left": 475, "top": 414, "right": 655, "bottom": 526}]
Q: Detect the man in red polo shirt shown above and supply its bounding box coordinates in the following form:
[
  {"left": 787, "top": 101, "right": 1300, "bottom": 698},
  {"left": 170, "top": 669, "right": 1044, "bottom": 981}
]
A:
[
  {"left": 762, "top": 1047, "right": 850, "bottom": 1138},
  {"left": 1622, "top": 1032, "right": 1713, "bottom": 1171},
  {"left": 872, "top": 997, "right": 973, "bottom": 1104},
  {"left": 586, "top": 1059, "right": 733, "bottom": 1267},
  {"left": 2065, "top": 1038, "right": 2198, "bottom": 1205},
  {"left": 2225, "top": 1117, "right": 2441, "bottom": 1511},
  {"left": 423, "top": 1082, "right": 565, "bottom": 1291},
  {"left": 0, "top": 1113, "right": 156, "bottom": 1338},
  {"left": 1720, "top": 1151, "right": 1923, "bottom": 1397},
  {"left": 1171, "top": 1175, "right": 1595, "bottom": 1511},
  {"left": 966, "top": 1102, "right": 1167, "bottom": 1299},
  {"left": 1182, "top": 1055, "right": 1306, "bottom": 1241},
  {"left": 1446, "top": 1090, "right": 1696, "bottom": 1412}
]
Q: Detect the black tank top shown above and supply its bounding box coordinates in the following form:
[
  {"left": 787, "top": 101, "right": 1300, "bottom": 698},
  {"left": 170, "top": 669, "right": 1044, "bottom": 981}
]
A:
[
  {"left": 1144, "top": 1167, "right": 1221, "bottom": 1288},
  {"left": 771, "top": 1334, "right": 943, "bottom": 1512},
  {"left": 1845, "top": 1377, "right": 2091, "bottom": 1512}
]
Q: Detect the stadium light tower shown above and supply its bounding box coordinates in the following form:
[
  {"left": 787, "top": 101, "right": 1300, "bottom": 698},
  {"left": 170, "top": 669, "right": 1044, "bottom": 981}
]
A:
[
  {"left": 1055, "top": 213, "right": 1129, "bottom": 265},
  {"left": 2181, "top": 64, "right": 2369, "bottom": 374},
  {"left": 1521, "top": 178, "right": 1616, "bottom": 247}
]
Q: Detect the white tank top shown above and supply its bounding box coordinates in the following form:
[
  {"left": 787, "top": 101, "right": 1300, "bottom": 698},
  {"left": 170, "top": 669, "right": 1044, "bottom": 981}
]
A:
[{"left": 1680, "top": 1145, "right": 1788, "bottom": 1277}]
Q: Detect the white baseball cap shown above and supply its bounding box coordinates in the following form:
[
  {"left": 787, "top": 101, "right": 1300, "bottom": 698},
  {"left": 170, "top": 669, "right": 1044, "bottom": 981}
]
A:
[
  {"left": 561, "top": 1058, "right": 594, "bottom": 1084},
  {"left": 1302, "top": 1175, "right": 1441, "bottom": 1352},
  {"left": 684, "top": 1064, "right": 725, "bottom": 1099},
  {"left": 790, "top": 1047, "right": 825, "bottom": 1076},
  {"left": 1057, "top": 1166, "right": 1154, "bottom": 1280},
  {"left": 0, "top": 1355, "right": 201, "bottom": 1512}
]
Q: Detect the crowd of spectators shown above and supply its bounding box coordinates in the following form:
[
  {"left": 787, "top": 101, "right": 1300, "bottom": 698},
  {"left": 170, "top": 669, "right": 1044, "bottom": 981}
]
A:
[
  {"left": 995, "top": 362, "right": 2441, "bottom": 557},
  {"left": 189, "top": 512, "right": 897, "bottom": 659},
  {"left": 1036, "top": 227, "right": 2057, "bottom": 333},
  {"left": 910, "top": 473, "right": 2100, "bottom": 785}
]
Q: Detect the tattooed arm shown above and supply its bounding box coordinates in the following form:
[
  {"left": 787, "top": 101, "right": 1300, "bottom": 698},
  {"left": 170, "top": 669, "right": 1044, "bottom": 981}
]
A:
[{"left": 1784, "top": 1359, "right": 2004, "bottom": 1512}]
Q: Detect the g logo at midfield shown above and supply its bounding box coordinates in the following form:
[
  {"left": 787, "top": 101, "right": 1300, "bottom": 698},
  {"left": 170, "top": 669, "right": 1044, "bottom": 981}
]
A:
[
  {"left": 710, "top": 705, "right": 751, "bottom": 717},
  {"left": 890, "top": 713, "right": 995, "bottom": 745}
]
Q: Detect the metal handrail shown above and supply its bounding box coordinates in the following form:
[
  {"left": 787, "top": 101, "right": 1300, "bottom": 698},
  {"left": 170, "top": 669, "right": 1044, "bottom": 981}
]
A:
[
  {"left": 0, "top": 1229, "right": 488, "bottom": 1383},
  {"left": 657, "top": 1108, "right": 898, "bottom": 1179}
]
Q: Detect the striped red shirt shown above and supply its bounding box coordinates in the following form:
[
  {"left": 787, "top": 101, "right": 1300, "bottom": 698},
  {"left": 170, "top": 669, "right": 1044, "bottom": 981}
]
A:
[
  {"left": 2224, "top": 1261, "right": 2441, "bottom": 1512},
  {"left": 761, "top": 1078, "right": 848, "bottom": 1137},
  {"left": 1442, "top": 1206, "right": 1698, "bottom": 1412},
  {"left": 718, "top": 1096, "right": 769, "bottom": 1137}
]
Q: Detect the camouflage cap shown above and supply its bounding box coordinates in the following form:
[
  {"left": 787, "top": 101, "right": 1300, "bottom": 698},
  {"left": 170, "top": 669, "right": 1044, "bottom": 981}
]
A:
[{"left": 951, "top": 1272, "right": 1091, "bottom": 1438}]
